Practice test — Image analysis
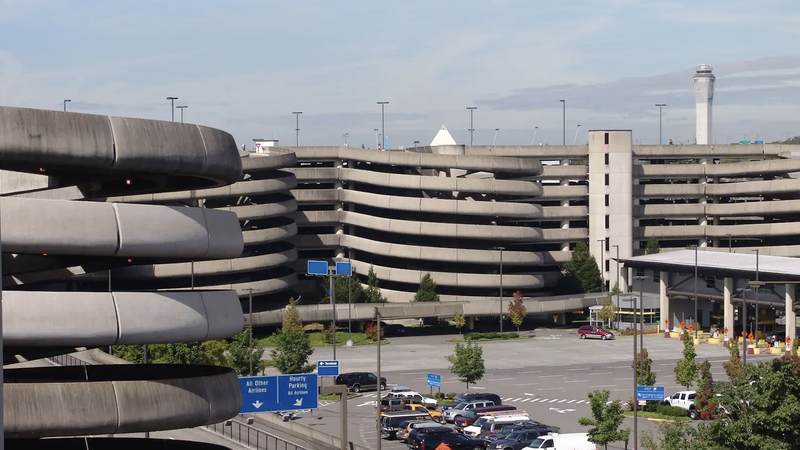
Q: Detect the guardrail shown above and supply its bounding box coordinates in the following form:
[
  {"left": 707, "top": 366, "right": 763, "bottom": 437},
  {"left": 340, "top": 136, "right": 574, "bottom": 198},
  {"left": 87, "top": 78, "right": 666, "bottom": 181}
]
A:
[{"left": 206, "top": 419, "right": 306, "bottom": 450}]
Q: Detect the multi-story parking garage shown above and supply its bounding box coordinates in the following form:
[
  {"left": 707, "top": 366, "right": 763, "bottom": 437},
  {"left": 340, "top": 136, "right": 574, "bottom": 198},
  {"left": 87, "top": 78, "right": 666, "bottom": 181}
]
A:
[{"left": 1, "top": 106, "right": 244, "bottom": 447}]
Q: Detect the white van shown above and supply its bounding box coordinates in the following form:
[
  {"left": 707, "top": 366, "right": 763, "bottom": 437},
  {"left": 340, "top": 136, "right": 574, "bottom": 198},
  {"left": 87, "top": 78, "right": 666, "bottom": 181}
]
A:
[
  {"left": 522, "top": 432, "right": 595, "bottom": 450},
  {"left": 470, "top": 413, "right": 531, "bottom": 438}
]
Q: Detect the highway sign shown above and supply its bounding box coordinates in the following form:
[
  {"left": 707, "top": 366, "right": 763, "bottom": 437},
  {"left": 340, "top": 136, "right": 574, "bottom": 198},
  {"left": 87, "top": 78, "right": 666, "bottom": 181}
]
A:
[
  {"left": 739, "top": 140, "right": 751, "bottom": 145},
  {"left": 754, "top": 140, "right": 764, "bottom": 145},
  {"left": 239, "top": 374, "right": 319, "bottom": 413},
  {"left": 636, "top": 386, "right": 665, "bottom": 401},
  {"left": 427, "top": 373, "right": 441, "bottom": 388},
  {"left": 317, "top": 360, "right": 339, "bottom": 377},
  {"left": 335, "top": 261, "right": 352, "bottom": 276},
  {"left": 307, "top": 260, "right": 328, "bottom": 276}
]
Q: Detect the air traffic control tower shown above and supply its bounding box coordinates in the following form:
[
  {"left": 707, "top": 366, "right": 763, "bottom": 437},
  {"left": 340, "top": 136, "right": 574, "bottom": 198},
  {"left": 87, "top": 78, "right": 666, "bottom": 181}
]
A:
[{"left": 693, "top": 64, "right": 715, "bottom": 145}]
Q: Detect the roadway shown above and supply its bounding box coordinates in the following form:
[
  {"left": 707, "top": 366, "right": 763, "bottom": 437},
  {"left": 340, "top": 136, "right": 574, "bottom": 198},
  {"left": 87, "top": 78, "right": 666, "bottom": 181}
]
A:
[{"left": 263, "top": 329, "right": 779, "bottom": 450}]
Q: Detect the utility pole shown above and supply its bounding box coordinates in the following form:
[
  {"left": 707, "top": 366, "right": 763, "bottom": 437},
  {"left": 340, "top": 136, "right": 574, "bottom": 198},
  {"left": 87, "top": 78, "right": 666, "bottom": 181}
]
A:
[
  {"left": 656, "top": 104, "right": 667, "bottom": 144},
  {"left": 375, "top": 309, "right": 382, "bottom": 450},
  {"left": 559, "top": 100, "right": 566, "bottom": 145},
  {"left": 249, "top": 288, "right": 254, "bottom": 376},
  {"left": 467, "top": 106, "right": 477, "bottom": 145},
  {"left": 63, "top": 99, "right": 71, "bottom": 112},
  {"left": 377, "top": 102, "right": 389, "bottom": 149},
  {"left": 167, "top": 96, "right": 178, "bottom": 122},
  {"left": 293, "top": 111, "right": 303, "bottom": 146},
  {"left": 176, "top": 105, "right": 187, "bottom": 123},
  {"left": 612, "top": 244, "right": 621, "bottom": 328}
]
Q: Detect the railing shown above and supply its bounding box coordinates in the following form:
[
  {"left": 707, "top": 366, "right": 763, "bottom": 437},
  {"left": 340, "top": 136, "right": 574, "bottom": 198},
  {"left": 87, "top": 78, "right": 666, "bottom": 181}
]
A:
[
  {"left": 206, "top": 419, "right": 307, "bottom": 450},
  {"left": 47, "top": 353, "right": 88, "bottom": 366}
]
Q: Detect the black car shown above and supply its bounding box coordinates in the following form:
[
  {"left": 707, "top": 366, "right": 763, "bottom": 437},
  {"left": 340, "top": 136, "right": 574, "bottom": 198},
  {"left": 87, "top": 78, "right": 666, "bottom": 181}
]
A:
[
  {"left": 486, "top": 427, "right": 561, "bottom": 450},
  {"left": 421, "top": 432, "right": 485, "bottom": 450},
  {"left": 335, "top": 372, "right": 386, "bottom": 393},
  {"left": 441, "top": 393, "right": 502, "bottom": 411},
  {"left": 407, "top": 426, "right": 451, "bottom": 449}
]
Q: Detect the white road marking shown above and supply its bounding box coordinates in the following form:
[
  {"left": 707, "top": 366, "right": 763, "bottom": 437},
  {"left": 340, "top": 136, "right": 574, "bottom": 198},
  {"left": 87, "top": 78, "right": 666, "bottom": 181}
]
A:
[
  {"left": 564, "top": 380, "right": 589, "bottom": 383},
  {"left": 518, "top": 370, "right": 543, "bottom": 374},
  {"left": 471, "top": 386, "right": 486, "bottom": 390},
  {"left": 487, "top": 378, "right": 514, "bottom": 382},
  {"left": 589, "top": 384, "right": 617, "bottom": 388},
  {"left": 558, "top": 399, "right": 567, "bottom": 403},
  {"left": 566, "top": 368, "right": 588, "bottom": 371},
  {"left": 537, "top": 387, "right": 566, "bottom": 391},
  {"left": 590, "top": 372, "right": 612, "bottom": 376},
  {"left": 567, "top": 400, "right": 576, "bottom": 403},
  {"left": 503, "top": 397, "right": 514, "bottom": 401},
  {"left": 520, "top": 398, "right": 531, "bottom": 402},
  {"left": 511, "top": 398, "right": 523, "bottom": 402},
  {"left": 512, "top": 382, "right": 540, "bottom": 386},
  {"left": 548, "top": 399, "right": 559, "bottom": 403},
  {"left": 615, "top": 378, "right": 634, "bottom": 381},
  {"left": 538, "top": 375, "right": 562, "bottom": 378}
]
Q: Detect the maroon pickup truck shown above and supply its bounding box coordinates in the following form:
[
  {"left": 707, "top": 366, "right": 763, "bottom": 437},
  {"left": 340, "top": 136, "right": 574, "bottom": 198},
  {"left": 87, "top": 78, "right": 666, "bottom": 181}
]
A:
[{"left": 454, "top": 405, "right": 517, "bottom": 429}]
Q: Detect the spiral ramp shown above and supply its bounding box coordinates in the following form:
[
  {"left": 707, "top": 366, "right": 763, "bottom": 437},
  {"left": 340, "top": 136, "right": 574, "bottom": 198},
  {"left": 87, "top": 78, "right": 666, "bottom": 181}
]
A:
[
  {"left": 106, "top": 148, "right": 300, "bottom": 311},
  {"left": 1, "top": 106, "right": 245, "bottom": 445}
]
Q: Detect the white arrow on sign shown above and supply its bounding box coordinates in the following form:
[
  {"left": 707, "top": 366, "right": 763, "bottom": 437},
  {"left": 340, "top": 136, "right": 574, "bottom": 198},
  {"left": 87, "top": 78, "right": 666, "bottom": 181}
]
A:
[
  {"left": 294, "top": 398, "right": 303, "bottom": 407},
  {"left": 253, "top": 400, "right": 264, "bottom": 409},
  {"left": 549, "top": 407, "right": 575, "bottom": 414}
]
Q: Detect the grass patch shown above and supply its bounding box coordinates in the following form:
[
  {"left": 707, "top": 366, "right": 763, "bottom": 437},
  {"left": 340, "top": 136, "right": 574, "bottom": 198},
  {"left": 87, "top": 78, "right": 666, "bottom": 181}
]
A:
[
  {"left": 624, "top": 410, "right": 691, "bottom": 421},
  {"left": 448, "top": 332, "right": 528, "bottom": 343},
  {"left": 257, "top": 331, "right": 388, "bottom": 347},
  {"left": 319, "top": 393, "right": 360, "bottom": 401}
]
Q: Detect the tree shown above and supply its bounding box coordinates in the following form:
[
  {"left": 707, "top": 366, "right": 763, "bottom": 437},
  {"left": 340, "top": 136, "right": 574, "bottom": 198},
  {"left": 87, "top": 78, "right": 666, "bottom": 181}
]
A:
[
  {"left": 446, "top": 341, "right": 485, "bottom": 389},
  {"left": 578, "top": 390, "right": 631, "bottom": 450},
  {"left": 269, "top": 299, "right": 314, "bottom": 375},
  {"left": 674, "top": 330, "right": 699, "bottom": 389},
  {"left": 414, "top": 273, "right": 440, "bottom": 302},
  {"left": 598, "top": 297, "right": 617, "bottom": 328},
  {"left": 229, "top": 327, "right": 271, "bottom": 375},
  {"left": 365, "top": 322, "right": 384, "bottom": 341},
  {"left": 640, "top": 420, "right": 698, "bottom": 450},
  {"left": 202, "top": 339, "right": 228, "bottom": 366},
  {"left": 723, "top": 338, "right": 743, "bottom": 381},
  {"left": 156, "top": 342, "right": 207, "bottom": 365},
  {"left": 112, "top": 344, "right": 145, "bottom": 364},
  {"left": 645, "top": 236, "right": 661, "bottom": 255},
  {"left": 321, "top": 272, "right": 367, "bottom": 304},
  {"left": 561, "top": 242, "right": 603, "bottom": 294},
  {"left": 365, "top": 265, "right": 388, "bottom": 303},
  {"left": 695, "top": 359, "right": 717, "bottom": 420},
  {"left": 453, "top": 312, "right": 466, "bottom": 335},
  {"left": 507, "top": 291, "right": 527, "bottom": 331},
  {"left": 633, "top": 348, "right": 657, "bottom": 386}
]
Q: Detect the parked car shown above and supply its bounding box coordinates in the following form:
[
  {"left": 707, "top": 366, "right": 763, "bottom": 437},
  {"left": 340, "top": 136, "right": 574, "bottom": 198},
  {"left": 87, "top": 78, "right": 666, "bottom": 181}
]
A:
[
  {"left": 335, "top": 372, "right": 386, "bottom": 393},
  {"left": 367, "top": 321, "right": 406, "bottom": 336},
  {"left": 454, "top": 405, "right": 518, "bottom": 429},
  {"left": 403, "top": 404, "right": 442, "bottom": 421},
  {"left": 765, "top": 329, "right": 799, "bottom": 345},
  {"left": 420, "top": 431, "right": 486, "bottom": 450},
  {"left": 407, "top": 425, "right": 452, "bottom": 449},
  {"left": 380, "top": 411, "right": 431, "bottom": 440},
  {"left": 488, "top": 426, "right": 561, "bottom": 450},
  {"left": 385, "top": 386, "right": 438, "bottom": 409},
  {"left": 482, "top": 421, "right": 547, "bottom": 443},
  {"left": 578, "top": 325, "right": 615, "bottom": 340},
  {"left": 396, "top": 420, "right": 439, "bottom": 443},
  {"left": 522, "top": 432, "right": 595, "bottom": 450},
  {"left": 441, "top": 393, "right": 502, "bottom": 411},
  {"left": 663, "top": 390, "right": 698, "bottom": 419},
  {"left": 442, "top": 400, "right": 496, "bottom": 423},
  {"left": 476, "top": 415, "right": 535, "bottom": 439}
]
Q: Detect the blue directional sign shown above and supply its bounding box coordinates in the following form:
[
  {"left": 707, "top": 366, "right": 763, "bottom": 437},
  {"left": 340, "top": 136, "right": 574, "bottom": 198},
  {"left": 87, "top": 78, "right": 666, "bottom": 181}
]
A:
[
  {"left": 307, "top": 260, "right": 328, "bottom": 276},
  {"left": 335, "top": 261, "right": 352, "bottom": 276},
  {"left": 754, "top": 140, "right": 764, "bottom": 145},
  {"left": 239, "top": 374, "right": 319, "bottom": 413},
  {"left": 427, "top": 373, "right": 441, "bottom": 389},
  {"left": 636, "top": 386, "right": 665, "bottom": 401},
  {"left": 317, "top": 360, "right": 339, "bottom": 377}
]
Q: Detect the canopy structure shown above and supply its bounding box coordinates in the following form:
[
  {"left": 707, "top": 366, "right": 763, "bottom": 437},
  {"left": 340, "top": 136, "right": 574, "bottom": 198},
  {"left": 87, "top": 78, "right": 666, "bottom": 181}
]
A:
[{"left": 430, "top": 125, "right": 457, "bottom": 146}]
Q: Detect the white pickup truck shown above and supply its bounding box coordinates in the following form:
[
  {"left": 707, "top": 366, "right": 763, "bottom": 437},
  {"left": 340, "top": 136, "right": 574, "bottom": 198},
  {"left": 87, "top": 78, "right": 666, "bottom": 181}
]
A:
[{"left": 663, "top": 390, "right": 699, "bottom": 419}]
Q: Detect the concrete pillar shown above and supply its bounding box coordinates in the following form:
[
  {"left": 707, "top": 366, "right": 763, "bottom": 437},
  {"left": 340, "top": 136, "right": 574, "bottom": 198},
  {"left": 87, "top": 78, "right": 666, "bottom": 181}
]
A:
[
  {"left": 724, "top": 277, "right": 734, "bottom": 340},
  {"left": 660, "top": 271, "right": 669, "bottom": 331},
  {"left": 466, "top": 316, "right": 475, "bottom": 331},
  {"left": 699, "top": 158, "right": 708, "bottom": 247},
  {"left": 560, "top": 159, "right": 570, "bottom": 252},
  {"left": 786, "top": 284, "right": 796, "bottom": 345}
]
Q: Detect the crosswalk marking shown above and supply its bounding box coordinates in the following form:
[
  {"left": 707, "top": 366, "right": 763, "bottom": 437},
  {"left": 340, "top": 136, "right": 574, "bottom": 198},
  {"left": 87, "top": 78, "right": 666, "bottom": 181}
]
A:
[
  {"left": 520, "top": 398, "right": 530, "bottom": 402},
  {"left": 548, "top": 399, "right": 558, "bottom": 403},
  {"left": 567, "top": 400, "right": 576, "bottom": 404},
  {"left": 511, "top": 397, "right": 522, "bottom": 402},
  {"left": 558, "top": 399, "right": 567, "bottom": 403},
  {"left": 503, "top": 397, "right": 514, "bottom": 401}
]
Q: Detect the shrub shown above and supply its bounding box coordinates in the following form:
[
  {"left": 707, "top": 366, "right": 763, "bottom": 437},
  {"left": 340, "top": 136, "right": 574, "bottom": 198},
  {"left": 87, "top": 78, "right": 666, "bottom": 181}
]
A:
[
  {"left": 464, "top": 332, "right": 520, "bottom": 341},
  {"left": 321, "top": 325, "right": 334, "bottom": 344},
  {"left": 365, "top": 322, "right": 384, "bottom": 341}
]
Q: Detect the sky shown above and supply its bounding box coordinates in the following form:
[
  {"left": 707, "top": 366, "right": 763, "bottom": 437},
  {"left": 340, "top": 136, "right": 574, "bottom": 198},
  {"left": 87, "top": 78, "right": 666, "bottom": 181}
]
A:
[{"left": 1, "top": 0, "right": 799, "bottom": 149}]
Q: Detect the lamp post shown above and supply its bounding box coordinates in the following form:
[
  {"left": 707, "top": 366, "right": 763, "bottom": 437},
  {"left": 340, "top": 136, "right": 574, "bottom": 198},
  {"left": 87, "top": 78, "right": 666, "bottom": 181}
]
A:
[
  {"left": 167, "top": 96, "right": 178, "bottom": 121},
  {"left": 343, "top": 133, "right": 349, "bottom": 146},
  {"left": 572, "top": 124, "right": 581, "bottom": 145},
  {"left": 692, "top": 245, "right": 699, "bottom": 337},
  {"left": 375, "top": 308, "right": 383, "bottom": 450},
  {"left": 753, "top": 249, "right": 760, "bottom": 338},
  {"left": 347, "top": 259, "right": 353, "bottom": 347},
  {"left": 559, "top": 100, "right": 566, "bottom": 145},
  {"left": 63, "top": 99, "right": 71, "bottom": 112},
  {"left": 377, "top": 101, "right": 389, "bottom": 149},
  {"left": 249, "top": 288, "right": 254, "bottom": 376},
  {"left": 293, "top": 111, "right": 302, "bottom": 146},
  {"left": 374, "top": 128, "right": 379, "bottom": 149},
  {"left": 413, "top": 140, "right": 420, "bottom": 148},
  {"left": 492, "top": 128, "right": 500, "bottom": 146},
  {"left": 176, "top": 105, "right": 187, "bottom": 123},
  {"left": 497, "top": 246, "right": 505, "bottom": 333},
  {"left": 631, "top": 275, "right": 647, "bottom": 450},
  {"left": 597, "top": 239, "right": 606, "bottom": 294},
  {"left": 655, "top": 104, "right": 666, "bottom": 145},
  {"left": 530, "top": 126, "right": 539, "bottom": 145},
  {"left": 467, "top": 107, "right": 477, "bottom": 145},
  {"left": 612, "top": 244, "right": 621, "bottom": 328}
]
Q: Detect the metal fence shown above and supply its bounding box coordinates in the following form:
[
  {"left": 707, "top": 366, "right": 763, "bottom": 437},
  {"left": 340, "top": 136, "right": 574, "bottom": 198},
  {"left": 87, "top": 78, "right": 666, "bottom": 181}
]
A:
[
  {"left": 47, "top": 353, "right": 89, "bottom": 366},
  {"left": 206, "top": 420, "right": 306, "bottom": 450}
]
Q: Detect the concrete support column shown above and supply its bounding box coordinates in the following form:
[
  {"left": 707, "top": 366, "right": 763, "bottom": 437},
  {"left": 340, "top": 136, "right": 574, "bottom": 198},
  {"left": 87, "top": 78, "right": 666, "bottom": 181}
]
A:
[
  {"left": 560, "top": 159, "right": 570, "bottom": 252},
  {"left": 466, "top": 316, "right": 475, "bottom": 331},
  {"left": 699, "top": 158, "right": 708, "bottom": 247},
  {"left": 786, "top": 284, "right": 797, "bottom": 345},
  {"left": 724, "top": 277, "right": 734, "bottom": 340},
  {"left": 660, "top": 271, "right": 669, "bottom": 331}
]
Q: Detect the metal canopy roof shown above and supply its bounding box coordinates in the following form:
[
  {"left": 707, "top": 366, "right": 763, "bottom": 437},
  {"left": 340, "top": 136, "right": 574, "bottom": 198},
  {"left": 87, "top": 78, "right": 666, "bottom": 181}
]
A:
[{"left": 617, "top": 250, "right": 800, "bottom": 282}]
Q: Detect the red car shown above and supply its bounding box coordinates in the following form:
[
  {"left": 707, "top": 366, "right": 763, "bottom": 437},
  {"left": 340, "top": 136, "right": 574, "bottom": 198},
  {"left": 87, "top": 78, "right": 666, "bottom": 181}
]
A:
[{"left": 578, "top": 325, "right": 615, "bottom": 340}]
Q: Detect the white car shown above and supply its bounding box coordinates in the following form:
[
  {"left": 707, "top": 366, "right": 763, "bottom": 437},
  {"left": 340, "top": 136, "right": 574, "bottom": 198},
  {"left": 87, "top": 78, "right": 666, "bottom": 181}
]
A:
[
  {"left": 383, "top": 386, "right": 438, "bottom": 409},
  {"left": 663, "top": 390, "right": 699, "bottom": 419}
]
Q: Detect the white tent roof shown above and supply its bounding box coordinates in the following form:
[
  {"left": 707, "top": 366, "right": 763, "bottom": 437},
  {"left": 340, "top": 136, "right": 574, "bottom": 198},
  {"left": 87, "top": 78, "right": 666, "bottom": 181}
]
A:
[{"left": 430, "top": 125, "right": 457, "bottom": 146}]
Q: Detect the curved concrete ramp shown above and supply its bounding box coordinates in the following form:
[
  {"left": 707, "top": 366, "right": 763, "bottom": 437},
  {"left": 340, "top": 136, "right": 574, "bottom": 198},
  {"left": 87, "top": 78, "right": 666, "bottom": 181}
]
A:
[
  {"left": 7, "top": 438, "right": 232, "bottom": 450},
  {"left": 4, "top": 365, "right": 241, "bottom": 439}
]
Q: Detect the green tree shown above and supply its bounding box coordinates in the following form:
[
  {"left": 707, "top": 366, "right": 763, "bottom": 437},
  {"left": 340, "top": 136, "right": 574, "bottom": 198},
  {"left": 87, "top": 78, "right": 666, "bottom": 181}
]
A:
[
  {"left": 578, "top": 390, "right": 631, "bottom": 450},
  {"left": 561, "top": 242, "right": 603, "bottom": 294},
  {"left": 202, "top": 339, "right": 228, "bottom": 366},
  {"left": 229, "top": 327, "right": 270, "bottom": 375},
  {"left": 645, "top": 236, "right": 661, "bottom": 255},
  {"left": 414, "top": 273, "right": 440, "bottom": 302},
  {"left": 674, "top": 330, "right": 699, "bottom": 389},
  {"left": 155, "top": 342, "right": 207, "bottom": 365},
  {"left": 723, "top": 338, "right": 743, "bottom": 381},
  {"left": 364, "top": 265, "right": 388, "bottom": 303},
  {"left": 507, "top": 291, "right": 527, "bottom": 331},
  {"left": 610, "top": 282, "right": 621, "bottom": 295},
  {"left": 453, "top": 312, "right": 466, "bottom": 335},
  {"left": 321, "top": 272, "right": 367, "bottom": 304},
  {"left": 695, "top": 359, "right": 717, "bottom": 420},
  {"left": 640, "top": 420, "right": 698, "bottom": 450},
  {"left": 269, "top": 299, "right": 314, "bottom": 374},
  {"left": 446, "top": 341, "right": 485, "bottom": 389},
  {"left": 633, "top": 348, "right": 656, "bottom": 386},
  {"left": 112, "top": 344, "right": 145, "bottom": 364},
  {"left": 598, "top": 296, "right": 617, "bottom": 328}
]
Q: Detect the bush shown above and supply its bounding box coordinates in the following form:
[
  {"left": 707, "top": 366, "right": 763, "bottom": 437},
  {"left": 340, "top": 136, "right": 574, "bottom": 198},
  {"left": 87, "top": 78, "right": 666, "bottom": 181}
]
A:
[
  {"left": 365, "top": 322, "right": 384, "bottom": 341},
  {"left": 643, "top": 403, "right": 689, "bottom": 417},
  {"left": 433, "top": 392, "right": 458, "bottom": 401},
  {"left": 464, "top": 332, "right": 520, "bottom": 341}
]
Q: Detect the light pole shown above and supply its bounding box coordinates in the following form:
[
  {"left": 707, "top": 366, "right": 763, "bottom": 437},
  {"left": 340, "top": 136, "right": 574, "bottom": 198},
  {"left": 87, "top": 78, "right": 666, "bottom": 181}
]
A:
[
  {"left": 693, "top": 244, "right": 699, "bottom": 337},
  {"left": 413, "top": 140, "right": 420, "bottom": 148},
  {"left": 530, "top": 126, "right": 539, "bottom": 145},
  {"left": 375, "top": 309, "right": 383, "bottom": 450},
  {"left": 293, "top": 111, "right": 302, "bottom": 146},
  {"left": 63, "top": 99, "right": 71, "bottom": 112},
  {"left": 167, "top": 96, "right": 178, "bottom": 121},
  {"left": 497, "top": 246, "right": 505, "bottom": 333},
  {"left": 572, "top": 124, "right": 581, "bottom": 145},
  {"left": 374, "top": 128, "right": 379, "bottom": 149},
  {"left": 631, "top": 275, "right": 647, "bottom": 450},
  {"left": 343, "top": 133, "right": 349, "bottom": 146},
  {"left": 559, "top": 100, "right": 566, "bottom": 145},
  {"left": 612, "top": 244, "right": 621, "bottom": 328},
  {"left": 176, "top": 105, "right": 187, "bottom": 123},
  {"left": 753, "top": 249, "right": 759, "bottom": 339},
  {"left": 655, "top": 104, "right": 666, "bottom": 144},
  {"left": 249, "top": 288, "right": 254, "bottom": 376},
  {"left": 377, "top": 101, "right": 389, "bottom": 149},
  {"left": 492, "top": 128, "right": 500, "bottom": 146},
  {"left": 347, "top": 259, "right": 353, "bottom": 347},
  {"left": 597, "top": 239, "right": 605, "bottom": 294},
  {"left": 467, "top": 107, "right": 477, "bottom": 145}
]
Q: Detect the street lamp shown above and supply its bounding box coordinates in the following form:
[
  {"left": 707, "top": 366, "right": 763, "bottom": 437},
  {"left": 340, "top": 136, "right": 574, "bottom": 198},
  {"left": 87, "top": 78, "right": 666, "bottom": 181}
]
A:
[
  {"left": 467, "top": 107, "right": 477, "bottom": 145},
  {"left": 176, "top": 105, "right": 187, "bottom": 123},
  {"left": 377, "top": 101, "right": 389, "bottom": 149},
  {"left": 374, "top": 128, "right": 380, "bottom": 149},
  {"left": 655, "top": 104, "right": 666, "bottom": 144},
  {"left": 293, "top": 111, "right": 303, "bottom": 146},
  {"left": 559, "top": 100, "right": 566, "bottom": 145},
  {"left": 63, "top": 99, "right": 71, "bottom": 112},
  {"left": 572, "top": 124, "right": 581, "bottom": 145},
  {"left": 530, "top": 126, "right": 539, "bottom": 145},
  {"left": 631, "top": 275, "right": 647, "bottom": 450},
  {"left": 597, "top": 239, "right": 605, "bottom": 294},
  {"left": 167, "top": 96, "right": 178, "bottom": 122},
  {"left": 497, "top": 246, "right": 505, "bottom": 333},
  {"left": 752, "top": 249, "right": 760, "bottom": 339},
  {"left": 343, "top": 133, "right": 349, "bottom": 146},
  {"left": 691, "top": 245, "right": 699, "bottom": 337},
  {"left": 492, "top": 128, "right": 500, "bottom": 146},
  {"left": 612, "top": 244, "right": 621, "bottom": 328},
  {"left": 727, "top": 234, "right": 733, "bottom": 253}
]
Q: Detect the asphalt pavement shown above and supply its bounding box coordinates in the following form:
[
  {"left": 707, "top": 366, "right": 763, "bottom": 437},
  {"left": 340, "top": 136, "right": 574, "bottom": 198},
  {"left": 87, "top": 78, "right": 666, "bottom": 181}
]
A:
[{"left": 272, "top": 328, "right": 779, "bottom": 450}]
